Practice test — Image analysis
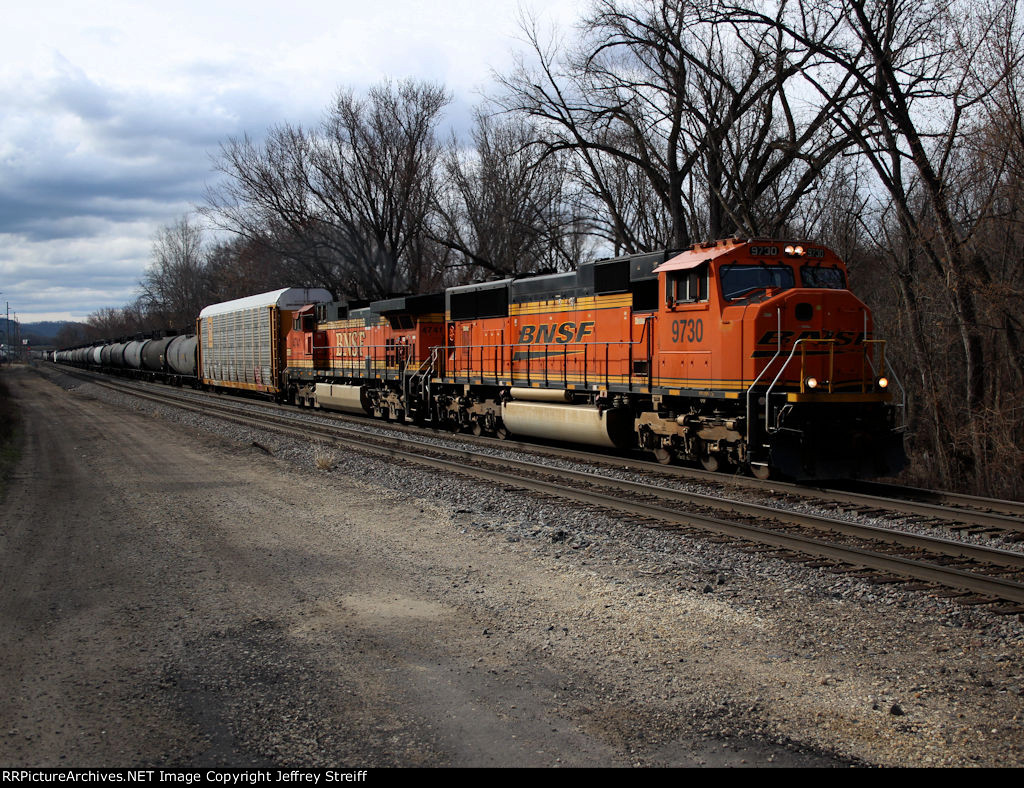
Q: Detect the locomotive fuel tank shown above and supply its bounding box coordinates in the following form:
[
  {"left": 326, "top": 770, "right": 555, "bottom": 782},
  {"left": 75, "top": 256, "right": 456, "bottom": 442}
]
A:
[
  {"left": 501, "top": 400, "right": 634, "bottom": 449},
  {"left": 314, "top": 383, "right": 370, "bottom": 414},
  {"left": 508, "top": 387, "right": 574, "bottom": 403}
]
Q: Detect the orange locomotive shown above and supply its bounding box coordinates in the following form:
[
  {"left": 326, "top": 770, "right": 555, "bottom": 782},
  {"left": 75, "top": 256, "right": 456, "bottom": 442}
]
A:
[
  {"left": 283, "top": 238, "right": 905, "bottom": 480},
  {"left": 283, "top": 292, "right": 445, "bottom": 422}
]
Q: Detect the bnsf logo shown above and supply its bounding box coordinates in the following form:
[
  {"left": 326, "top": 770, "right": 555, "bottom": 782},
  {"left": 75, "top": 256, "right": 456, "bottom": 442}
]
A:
[
  {"left": 334, "top": 330, "right": 366, "bottom": 358},
  {"left": 516, "top": 321, "right": 595, "bottom": 344},
  {"left": 757, "top": 330, "right": 867, "bottom": 347}
]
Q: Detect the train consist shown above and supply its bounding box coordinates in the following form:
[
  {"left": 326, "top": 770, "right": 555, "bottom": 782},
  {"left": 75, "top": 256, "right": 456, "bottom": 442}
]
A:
[{"left": 56, "top": 238, "right": 906, "bottom": 480}]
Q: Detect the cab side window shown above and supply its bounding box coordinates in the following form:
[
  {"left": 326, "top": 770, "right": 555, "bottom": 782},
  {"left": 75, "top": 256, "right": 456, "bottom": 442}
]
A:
[{"left": 667, "top": 266, "right": 708, "bottom": 305}]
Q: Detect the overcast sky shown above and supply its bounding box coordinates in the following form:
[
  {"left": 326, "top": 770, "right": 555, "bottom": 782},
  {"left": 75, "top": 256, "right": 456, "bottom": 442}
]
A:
[{"left": 1, "top": 0, "right": 587, "bottom": 323}]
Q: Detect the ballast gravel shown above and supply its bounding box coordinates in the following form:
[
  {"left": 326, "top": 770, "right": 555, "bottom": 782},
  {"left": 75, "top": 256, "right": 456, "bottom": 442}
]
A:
[
  {"left": 19, "top": 365, "right": 1024, "bottom": 767},
  {"left": 93, "top": 375, "right": 1024, "bottom": 555}
]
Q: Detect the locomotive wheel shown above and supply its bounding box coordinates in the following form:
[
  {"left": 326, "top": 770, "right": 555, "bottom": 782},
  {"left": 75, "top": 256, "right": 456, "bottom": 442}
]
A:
[
  {"left": 472, "top": 421, "right": 483, "bottom": 436},
  {"left": 700, "top": 453, "right": 721, "bottom": 472},
  {"left": 749, "top": 462, "right": 772, "bottom": 480},
  {"left": 653, "top": 448, "right": 674, "bottom": 465},
  {"left": 495, "top": 427, "right": 508, "bottom": 440}
]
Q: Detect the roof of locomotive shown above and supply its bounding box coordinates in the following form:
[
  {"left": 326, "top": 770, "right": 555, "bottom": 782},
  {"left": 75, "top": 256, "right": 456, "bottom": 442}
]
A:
[
  {"left": 371, "top": 292, "right": 445, "bottom": 315},
  {"left": 653, "top": 238, "right": 844, "bottom": 272},
  {"left": 508, "top": 271, "right": 583, "bottom": 304},
  {"left": 445, "top": 278, "right": 512, "bottom": 320},
  {"left": 654, "top": 239, "right": 747, "bottom": 272},
  {"left": 446, "top": 278, "right": 513, "bottom": 296},
  {"left": 199, "top": 287, "right": 334, "bottom": 318},
  {"left": 592, "top": 249, "right": 685, "bottom": 283}
]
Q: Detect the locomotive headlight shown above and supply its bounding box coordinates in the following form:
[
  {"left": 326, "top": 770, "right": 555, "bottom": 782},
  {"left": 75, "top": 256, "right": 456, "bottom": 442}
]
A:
[
  {"left": 876, "top": 376, "right": 889, "bottom": 389},
  {"left": 805, "top": 376, "right": 819, "bottom": 389},
  {"left": 785, "top": 245, "right": 795, "bottom": 255}
]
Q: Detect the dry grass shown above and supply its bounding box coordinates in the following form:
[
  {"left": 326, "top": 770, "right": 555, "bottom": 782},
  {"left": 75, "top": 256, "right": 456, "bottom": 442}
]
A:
[{"left": 313, "top": 444, "right": 336, "bottom": 471}]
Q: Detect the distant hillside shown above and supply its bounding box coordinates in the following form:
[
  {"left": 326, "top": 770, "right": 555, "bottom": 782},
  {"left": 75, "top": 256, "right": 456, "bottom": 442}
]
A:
[{"left": 2, "top": 319, "right": 89, "bottom": 346}]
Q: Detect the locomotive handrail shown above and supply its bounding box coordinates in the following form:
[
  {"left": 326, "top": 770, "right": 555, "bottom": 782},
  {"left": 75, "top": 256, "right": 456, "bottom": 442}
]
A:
[
  {"left": 438, "top": 339, "right": 648, "bottom": 391},
  {"left": 404, "top": 347, "right": 440, "bottom": 413},
  {"left": 763, "top": 337, "right": 822, "bottom": 434},
  {"left": 745, "top": 308, "right": 784, "bottom": 448},
  {"left": 760, "top": 336, "right": 899, "bottom": 434},
  {"left": 312, "top": 336, "right": 651, "bottom": 391}
]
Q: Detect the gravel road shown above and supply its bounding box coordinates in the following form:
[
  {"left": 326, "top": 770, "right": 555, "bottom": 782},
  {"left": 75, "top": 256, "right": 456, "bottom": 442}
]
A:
[{"left": 1, "top": 365, "right": 1022, "bottom": 767}]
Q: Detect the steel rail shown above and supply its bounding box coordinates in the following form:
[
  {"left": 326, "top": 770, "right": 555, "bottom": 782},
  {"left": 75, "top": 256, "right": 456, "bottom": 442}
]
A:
[
  {"left": 831, "top": 479, "right": 1024, "bottom": 518},
  {"left": 126, "top": 381, "right": 1024, "bottom": 570}
]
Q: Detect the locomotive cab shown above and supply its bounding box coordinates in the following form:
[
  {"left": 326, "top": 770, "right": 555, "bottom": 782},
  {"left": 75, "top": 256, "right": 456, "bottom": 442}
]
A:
[{"left": 644, "top": 239, "right": 905, "bottom": 479}]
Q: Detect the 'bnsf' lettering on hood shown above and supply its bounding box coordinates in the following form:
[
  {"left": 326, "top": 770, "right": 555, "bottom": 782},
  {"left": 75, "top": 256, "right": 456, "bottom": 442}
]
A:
[{"left": 516, "top": 322, "right": 595, "bottom": 345}]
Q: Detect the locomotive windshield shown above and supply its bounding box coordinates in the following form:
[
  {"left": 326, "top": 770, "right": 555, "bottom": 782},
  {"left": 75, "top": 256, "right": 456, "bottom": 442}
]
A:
[
  {"left": 800, "top": 265, "right": 847, "bottom": 289},
  {"left": 720, "top": 264, "right": 795, "bottom": 301}
]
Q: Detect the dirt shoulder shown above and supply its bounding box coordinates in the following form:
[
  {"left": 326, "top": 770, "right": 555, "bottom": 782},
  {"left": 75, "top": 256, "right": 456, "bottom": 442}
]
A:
[{"left": 1, "top": 366, "right": 1021, "bottom": 767}]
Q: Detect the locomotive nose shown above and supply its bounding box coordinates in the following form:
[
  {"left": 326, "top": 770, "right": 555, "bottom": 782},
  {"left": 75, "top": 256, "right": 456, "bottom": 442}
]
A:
[
  {"left": 779, "top": 287, "right": 864, "bottom": 326},
  {"left": 787, "top": 289, "right": 870, "bottom": 389}
]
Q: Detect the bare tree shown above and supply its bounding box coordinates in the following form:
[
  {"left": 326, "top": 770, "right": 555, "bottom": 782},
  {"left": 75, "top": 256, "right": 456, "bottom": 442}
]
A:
[
  {"left": 54, "top": 322, "right": 88, "bottom": 348},
  {"left": 139, "top": 215, "right": 209, "bottom": 329},
  {"left": 497, "top": 0, "right": 861, "bottom": 251},
  {"left": 718, "top": 0, "right": 1023, "bottom": 492},
  {"left": 433, "top": 110, "right": 593, "bottom": 278},
  {"left": 204, "top": 237, "right": 300, "bottom": 303},
  {"left": 205, "top": 79, "right": 451, "bottom": 299},
  {"left": 84, "top": 302, "right": 148, "bottom": 341}
]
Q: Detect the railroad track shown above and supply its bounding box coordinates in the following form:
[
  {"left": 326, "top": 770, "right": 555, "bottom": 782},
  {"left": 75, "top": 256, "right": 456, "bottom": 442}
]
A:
[
  {"left": 63, "top": 367, "right": 1024, "bottom": 539},
  {"left": 57, "top": 366, "right": 1024, "bottom": 611}
]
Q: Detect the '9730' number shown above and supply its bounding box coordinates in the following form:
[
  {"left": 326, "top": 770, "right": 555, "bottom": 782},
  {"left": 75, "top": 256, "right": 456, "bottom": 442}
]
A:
[{"left": 672, "top": 318, "right": 703, "bottom": 343}]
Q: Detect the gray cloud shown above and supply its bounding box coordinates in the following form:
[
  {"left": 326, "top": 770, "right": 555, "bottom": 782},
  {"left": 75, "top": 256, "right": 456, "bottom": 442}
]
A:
[{"left": 1, "top": 1, "right": 587, "bottom": 321}]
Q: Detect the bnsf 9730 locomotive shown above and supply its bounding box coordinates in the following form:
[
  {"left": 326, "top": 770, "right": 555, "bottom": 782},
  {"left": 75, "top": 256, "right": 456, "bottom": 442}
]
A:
[{"left": 59, "top": 238, "right": 906, "bottom": 480}]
